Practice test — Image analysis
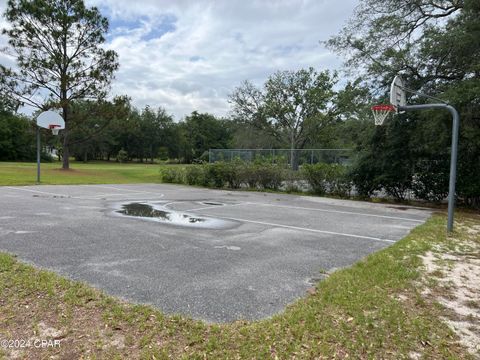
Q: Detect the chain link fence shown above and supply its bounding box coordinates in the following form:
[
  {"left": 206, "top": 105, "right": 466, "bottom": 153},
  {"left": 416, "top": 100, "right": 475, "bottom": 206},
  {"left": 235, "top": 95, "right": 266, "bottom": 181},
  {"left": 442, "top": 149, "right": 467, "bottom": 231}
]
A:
[{"left": 209, "top": 148, "right": 353, "bottom": 168}]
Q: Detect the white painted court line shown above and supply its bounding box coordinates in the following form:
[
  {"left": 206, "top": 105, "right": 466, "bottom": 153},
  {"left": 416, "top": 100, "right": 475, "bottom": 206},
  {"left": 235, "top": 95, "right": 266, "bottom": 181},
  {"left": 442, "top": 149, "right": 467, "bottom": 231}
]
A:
[
  {"left": 203, "top": 214, "right": 396, "bottom": 243},
  {"left": 4, "top": 186, "right": 163, "bottom": 200},
  {"left": 161, "top": 201, "right": 182, "bottom": 207},
  {"left": 180, "top": 200, "right": 423, "bottom": 224},
  {"left": 5, "top": 186, "right": 74, "bottom": 198},
  {"left": 88, "top": 185, "right": 157, "bottom": 193},
  {"left": 76, "top": 191, "right": 159, "bottom": 199},
  {"left": 185, "top": 203, "right": 245, "bottom": 212},
  {"left": 238, "top": 202, "right": 425, "bottom": 223},
  {"left": 173, "top": 201, "right": 396, "bottom": 242}
]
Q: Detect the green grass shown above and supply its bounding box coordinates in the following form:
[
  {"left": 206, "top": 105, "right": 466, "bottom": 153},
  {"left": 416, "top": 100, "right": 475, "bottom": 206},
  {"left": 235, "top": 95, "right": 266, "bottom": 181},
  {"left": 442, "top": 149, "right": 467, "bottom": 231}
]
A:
[
  {"left": 0, "top": 161, "right": 184, "bottom": 185},
  {"left": 1, "top": 212, "right": 478, "bottom": 359}
]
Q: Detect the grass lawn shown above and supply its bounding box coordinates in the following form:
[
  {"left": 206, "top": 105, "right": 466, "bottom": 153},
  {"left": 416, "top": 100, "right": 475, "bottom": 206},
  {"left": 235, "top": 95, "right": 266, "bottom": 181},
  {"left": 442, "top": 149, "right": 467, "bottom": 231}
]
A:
[
  {"left": 0, "top": 212, "right": 479, "bottom": 359},
  {"left": 0, "top": 161, "right": 182, "bottom": 185}
]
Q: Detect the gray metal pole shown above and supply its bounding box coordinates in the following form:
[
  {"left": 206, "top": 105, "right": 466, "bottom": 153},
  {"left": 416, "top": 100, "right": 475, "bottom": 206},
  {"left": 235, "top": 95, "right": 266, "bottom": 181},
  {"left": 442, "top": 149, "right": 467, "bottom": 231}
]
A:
[
  {"left": 36, "top": 127, "right": 41, "bottom": 183},
  {"left": 398, "top": 104, "right": 460, "bottom": 232}
]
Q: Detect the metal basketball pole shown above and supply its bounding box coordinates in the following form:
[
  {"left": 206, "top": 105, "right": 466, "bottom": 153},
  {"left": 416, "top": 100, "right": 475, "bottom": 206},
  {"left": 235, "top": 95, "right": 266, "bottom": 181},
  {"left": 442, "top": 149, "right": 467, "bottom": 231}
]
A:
[
  {"left": 398, "top": 104, "right": 460, "bottom": 232},
  {"left": 36, "top": 126, "right": 41, "bottom": 183}
]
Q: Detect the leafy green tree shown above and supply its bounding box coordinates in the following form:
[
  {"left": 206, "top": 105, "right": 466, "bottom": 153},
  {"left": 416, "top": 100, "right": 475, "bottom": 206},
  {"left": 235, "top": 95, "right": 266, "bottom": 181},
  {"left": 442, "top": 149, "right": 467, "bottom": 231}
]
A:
[
  {"left": 67, "top": 101, "right": 179, "bottom": 164},
  {"left": 228, "top": 119, "right": 281, "bottom": 149},
  {"left": 326, "top": 0, "right": 465, "bottom": 87},
  {"left": 0, "top": 105, "right": 36, "bottom": 161},
  {"left": 138, "top": 106, "right": 175, "bottom": 163},
  {"left": 180, "top": 112, "right": 232, "bottom": 163},
  {"left": 306, "top": 79, "right": 374, "bottom": 149},
  {"left": 348, "top": 115, "right": 417, "bottom": 201},
  {"left": 229, "top": 68, "right": 336, "bottom": 169},
  {"left": 67, "top": 96, "right": 131, "bottom": 161},
  {"left": 1, "top": 0, "right": 119, "bottom": 169},
  {"left": 329, "top": 0, "right": 480, "bottom": 206}
]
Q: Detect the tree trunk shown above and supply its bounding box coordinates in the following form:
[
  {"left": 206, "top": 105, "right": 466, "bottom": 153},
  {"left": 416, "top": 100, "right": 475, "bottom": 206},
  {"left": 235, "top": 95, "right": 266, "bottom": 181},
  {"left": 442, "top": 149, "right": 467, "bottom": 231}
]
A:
[{"left": 290, "top": 132, "right": 299, "bottom": 171}]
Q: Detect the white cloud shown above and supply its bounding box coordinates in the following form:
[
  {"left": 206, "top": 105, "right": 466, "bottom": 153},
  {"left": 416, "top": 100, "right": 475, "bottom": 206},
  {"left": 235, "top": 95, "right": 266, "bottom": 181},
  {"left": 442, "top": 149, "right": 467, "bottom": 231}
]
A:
[
  {"left": 0, "top": 1, "right": 15, "bottom": 69},
  {"left": 2, "top": 0, "right": 358, "bottom": 119}
]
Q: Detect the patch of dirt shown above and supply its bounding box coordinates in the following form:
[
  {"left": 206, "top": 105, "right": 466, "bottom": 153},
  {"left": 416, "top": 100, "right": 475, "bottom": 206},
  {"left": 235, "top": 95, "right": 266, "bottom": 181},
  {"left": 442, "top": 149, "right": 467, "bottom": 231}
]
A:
[
  {"left": 36, "top": 321, "right": 63, "bottom": 338},
  {"left": 467, "top": 225, "right": 480, "bottom": 236},
  {"left": 102, "top": 332, "right": 125, "bottom": 350},
  {"left": 420, "top": 228, "right": 480, "bottom": 358},
  {"left": 408, "top": 351, "right": 421, "bottom": 360}
]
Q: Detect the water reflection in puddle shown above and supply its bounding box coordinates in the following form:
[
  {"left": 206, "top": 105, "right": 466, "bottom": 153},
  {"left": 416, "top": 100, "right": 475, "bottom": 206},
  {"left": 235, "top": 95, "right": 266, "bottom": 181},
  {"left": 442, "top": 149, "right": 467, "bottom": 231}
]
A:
[
  {"left": 119, "top": 203, "right": 205, "bottom": 224},
  {"left": 116, "top": 202, "right": 238, "bottom": 229}
]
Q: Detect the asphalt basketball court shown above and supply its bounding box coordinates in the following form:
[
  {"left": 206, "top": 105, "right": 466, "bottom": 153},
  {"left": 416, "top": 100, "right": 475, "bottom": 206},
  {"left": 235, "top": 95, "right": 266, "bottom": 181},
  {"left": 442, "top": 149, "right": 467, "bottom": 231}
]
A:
[{"left": 0, "top": 183, "right": 431, "bottom": 322}]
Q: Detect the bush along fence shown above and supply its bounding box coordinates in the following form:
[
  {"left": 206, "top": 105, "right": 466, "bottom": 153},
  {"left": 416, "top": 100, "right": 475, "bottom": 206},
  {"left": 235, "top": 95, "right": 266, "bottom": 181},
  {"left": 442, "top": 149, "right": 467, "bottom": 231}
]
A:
[
  {"left": 161, "top": 160, "right": 352, "bottom": 198},
  {"left": 160, "top": 158, "right": 473, "bottom": 206}
]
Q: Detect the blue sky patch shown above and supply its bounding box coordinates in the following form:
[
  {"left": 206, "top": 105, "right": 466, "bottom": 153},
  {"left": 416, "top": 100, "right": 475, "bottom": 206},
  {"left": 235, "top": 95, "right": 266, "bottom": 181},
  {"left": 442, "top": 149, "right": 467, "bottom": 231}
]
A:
[
  {"left": 107, "top": 14, "right": 177, "bottom": 41},
  {"left": 189, "top": 56, "right": 204, "bottom": 62},
  {"left": 142, "top": 15, "right": 177, "bottom": 41}
]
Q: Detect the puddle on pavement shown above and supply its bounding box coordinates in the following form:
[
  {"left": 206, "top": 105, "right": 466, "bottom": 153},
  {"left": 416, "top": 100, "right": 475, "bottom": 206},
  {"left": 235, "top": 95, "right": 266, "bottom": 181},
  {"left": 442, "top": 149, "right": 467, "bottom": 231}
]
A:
[
  {"left": 119, "top": 203, "right": 206, "bottom": 224},
  {"left": 116, "top": 202, "right": 238, "bottom": 229},
  {"left": 386, "top": 206, "right": 409, "bottom": 211}
]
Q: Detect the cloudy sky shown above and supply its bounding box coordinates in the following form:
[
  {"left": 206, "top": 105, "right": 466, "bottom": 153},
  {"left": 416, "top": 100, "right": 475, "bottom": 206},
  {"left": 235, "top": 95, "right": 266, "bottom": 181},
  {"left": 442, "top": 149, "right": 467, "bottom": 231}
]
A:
[{"left": 1, "top": 0, "right": 358, "bottom": 120}]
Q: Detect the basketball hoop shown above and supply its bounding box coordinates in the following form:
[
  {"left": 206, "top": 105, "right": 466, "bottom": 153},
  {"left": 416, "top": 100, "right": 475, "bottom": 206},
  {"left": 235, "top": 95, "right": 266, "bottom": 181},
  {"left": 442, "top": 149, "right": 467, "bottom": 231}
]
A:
[
  {"left": 48, "top": 124, "right": 61, "bottom": 136},
  {"left": 371, "top": 104, "right": 396, "bottom": 126}
]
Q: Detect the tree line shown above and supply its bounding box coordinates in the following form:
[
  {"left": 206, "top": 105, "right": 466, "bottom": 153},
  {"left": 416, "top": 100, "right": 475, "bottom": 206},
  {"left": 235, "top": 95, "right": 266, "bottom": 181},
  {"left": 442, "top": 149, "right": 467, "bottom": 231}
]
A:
[
  {"left": 0, "top": 75, "right": 360, "bottom": 164},
  {"left": 0, "top": 96, "right": 234, "bottom": 164},
  {"left": 0, "top": 64, "right": 367, "bottom": 165}
]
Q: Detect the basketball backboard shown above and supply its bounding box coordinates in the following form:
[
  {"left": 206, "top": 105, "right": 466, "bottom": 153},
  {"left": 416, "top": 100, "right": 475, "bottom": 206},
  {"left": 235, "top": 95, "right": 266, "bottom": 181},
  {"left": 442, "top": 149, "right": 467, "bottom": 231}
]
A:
[
  {"left": 390, "top": 75, "right": 406, "bottom": 110},
  {"left": 37, "top": 111, "right": 64, "bottom": 135}
]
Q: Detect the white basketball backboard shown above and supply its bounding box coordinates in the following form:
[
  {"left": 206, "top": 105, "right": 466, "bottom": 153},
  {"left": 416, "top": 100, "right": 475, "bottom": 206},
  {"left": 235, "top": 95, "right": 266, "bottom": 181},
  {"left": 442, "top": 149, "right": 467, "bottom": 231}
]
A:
[
  {"left": 36, "top": 111, "right": 65, "bottom": 130},
  {"left": 390, "top": 75, "right": 406, "bottom": 110}
]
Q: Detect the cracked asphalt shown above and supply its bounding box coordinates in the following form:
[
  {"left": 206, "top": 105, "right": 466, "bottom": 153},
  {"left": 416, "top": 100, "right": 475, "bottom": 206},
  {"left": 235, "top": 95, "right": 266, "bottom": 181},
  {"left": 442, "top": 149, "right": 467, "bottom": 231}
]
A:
[{"left": 0, "top": 184, "right": 431, "bottom": 322}]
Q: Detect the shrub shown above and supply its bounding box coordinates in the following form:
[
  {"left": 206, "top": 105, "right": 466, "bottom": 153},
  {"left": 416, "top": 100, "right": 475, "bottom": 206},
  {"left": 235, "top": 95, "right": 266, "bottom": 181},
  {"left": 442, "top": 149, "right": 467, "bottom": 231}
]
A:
[
  {"left": 223, "top": 160, "right": 244, "bottom": 189},
  {"left": 347, "top": 154, "right": 381, "bottom": 199},
  {"left": 302, "top": 163, "right": 351, "bottom": 197},
  {"left": 204, "top": 162, "right": 227, "bottom": 188},
  {"left": 457, "top": 147, "right": 480, "bottom": 208},
  {"left": 256, "top": 163, "right": 283, "bottom": 190},
  {"left": 185, "top": 166, "right": 206, "bottom": 186},
  {"left": 412, "top": 159, "right": 449, "bottom": 203},
  {"left": 117, "top": 149, "right": 128, "bottom": 163},
  {"left": 240, "top": 162, "right": 259, "bottom": 188},
  {"left": 301, "top": 163, "right": 329, "bottom": 195},
  {"left": 381, "top": 178, "right": 412, "bottom": 201},
  {"left": 201, "top": 160, "right": 283, "bottom": 190},
  {"left": 327, "top": 164, "right": 352, "bottom": 197},
  {"left": 283, "top": 169, "right": 302, "bottom": 193},
  {"left": 161, "top": 167, "right": 185, "bottom": 184}
]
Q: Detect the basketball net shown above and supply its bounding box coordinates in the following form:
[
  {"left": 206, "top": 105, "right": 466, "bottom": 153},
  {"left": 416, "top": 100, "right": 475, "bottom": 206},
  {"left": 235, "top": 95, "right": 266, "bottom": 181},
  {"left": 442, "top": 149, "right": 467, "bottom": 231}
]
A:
[
  {"left": 371, "top": 104, "right": 396, "bottom": 126},
  {"left": 48, "top": 124, "right": 61, "bottom": 136}
]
